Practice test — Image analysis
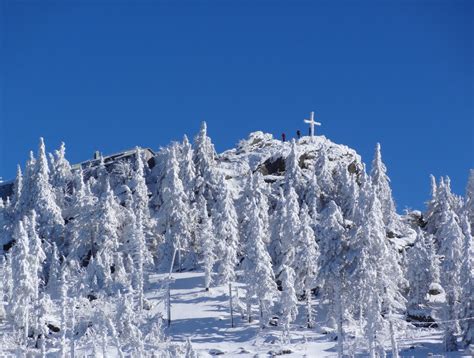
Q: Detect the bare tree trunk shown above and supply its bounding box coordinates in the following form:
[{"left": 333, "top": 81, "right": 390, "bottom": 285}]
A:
[
  {"left": 388, "top": 308, "right": 399, "bottom": 358},
  {"left": 306, "top": 290, "right": 313, "bottom": 329},
  {"left": 70, "top": 298, "right": 76, "bottom": 358},
  {"left": 246, "top": 300, "right": 252, "bottom": 323},
  {"left": 334, "top": 280, "right": 344, "bottom": 358},
  {"left": 229, "top": 282, "right": 234, "bottom": 328},
  {"left": 167, "top": 282, "right": 171, "bottom": 327},
  {"left": 259, "top": 300, "right": 265, "bottom": 329},
  {"left": 24, "top": 307, "right": 29, "bottom": 347}
]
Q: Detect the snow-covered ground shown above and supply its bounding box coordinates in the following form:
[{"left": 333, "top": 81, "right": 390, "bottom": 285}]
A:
[{"left": 147, "top": 271, "right": 471, "bottom": 357}]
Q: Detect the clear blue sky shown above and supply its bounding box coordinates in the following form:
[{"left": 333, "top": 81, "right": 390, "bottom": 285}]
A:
[{"left": 1, "top": 0, "right": 473, "bottom": 211}]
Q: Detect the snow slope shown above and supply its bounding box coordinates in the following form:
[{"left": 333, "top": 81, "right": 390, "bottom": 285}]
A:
[{"left": 148, "top": 271, "right": 471, "bottom": 357}]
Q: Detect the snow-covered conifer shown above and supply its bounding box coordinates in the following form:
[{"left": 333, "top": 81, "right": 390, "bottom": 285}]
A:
[
  {"left": 241, "top": 174, "right": 277, "bottom": 326},
  {"left": 437, "top": 203, "right": 463, "bottom": 351},
  {"left": 406, "top": 228, "right": 432, "bottom": 311},
  {"left": 279, "top": 265, "right": 298, "bottom": 340},
  {"left": 277, "top": 186, "right": 300, "bottom": 278},
  {"left": 193, "top": 121, "right": 218, "bottom": 202},
  {"left": 253, "top": 172, "right": 271, "bottom": 244},
  {"left": 36, "top": 292, "right": 52, "bottom": 357},
  {"left": 130, "top": 147, "right": 155, "bottom": 245},
  {"left": 294, "top": 203, "right": 318, "bottom": 297},
  {"left": 9, "top": 220, "right": 35, "bottom": 343},
  {"left": 47, "top": 243, "right": 61, "bottom": 299},
  {"left": 50, "top": 142, "right": 72, "bottom": 208},
  {"left": 212, "top": 175, "right": 239, "bottom": 286},
  {"left": 459, "top": 212, "right": 474, "bottom": 347},
  {"left": 12, "top": 165, "right": 23, "bottom": 212},
  {"left": 349, "top": 188, "right": 405, "bottom": 356},
  {"left": 269, "top": 188, "right": 286, "bottom": 269},
  {"left": 107, "top": 317, "right": 124, "bottom": 358},
  {"left": 127, "top": 211, "right": 150, "bottom": 309},
  {"left": 317, "top": 201, "right": 347, "bottom": 332},
  {"left": 466, "top": 169, "right": 474, "bottom": 232},
  {"left": 196, "top": 194, "right": 215, "bottom": 291},
  {"left": 116, "top": 293, "right": 142, "bottom": 353},
  {"left": 25, "top": 211, "right": 46, "bottom": 302},
  {"left": 334, "top": 163, "right": 359, "bottom": 220},
  {"left": 302, "top": 172, "right": 321, "bottom": 222},
  {"left": 23, "top": 138, "right": 64, "bottom": 241},
  {"left": 370, "top": 143, "right": 398, "bottom": 233},
  {"left": 59, "top": 268, "right": 68, "bottom": 358},
  {"left": 284, "top": 139, "right": 301, "bottom": 193},
  {"left": 314, "top": 147, "right": 333, "bottom": 200},
  {"left": 180, "top": 135, "right": 196, "bottom": 201},
  {"left": 158, "top": 145, "right": 191, "bottom": 270}
]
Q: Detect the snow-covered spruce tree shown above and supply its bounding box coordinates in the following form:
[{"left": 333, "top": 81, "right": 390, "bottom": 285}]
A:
[
  {"left": 66, "top": 168, "right": 97, "bottom": 261},
  {"left": 116, "top": 293, "right": 143, "bottom": 355},
  {"left": 212, "top": 174, "right": 239, "bottom": 325},
  {"left": 277, "top": 186, "right": 299, "bottom": 279},
  {"left": 50, "top": 142, "right": 73, "bottom": 209},
  {"left": 370, "top": 143, "right": 399, "bottom": 234},
  {"left": 129, "top": 147, "right": 155, "bottom": 249},
  {"left": 425, "top": 175, "right": 443, "bottom": 237},
  {"left": 426, "top": 232, "right": 442, "bottom": 295},
  {"left": 17, "top": 151, "right": 36, "bottom": 215},
  {"left": 294, "top": 203, "right": 318, "bottom": 328},
  {"left": 11, "top": 165, "right": 23, "bottom": 213},
  {"left": 349, "top": 187, "right": 405, "bottom": 357},
  {"left": 459, "top": 212, "right": 474, "bottom": 347},
  {"left": 193, "top": 121, "right": 218, "bottom": 203},
  {"left": 124, "top": 209, "right": 150, "bottom": 309},
  {"left": 46, "top": 242, "right": 61, "bottom": 298},
  {"left": 1, "top": 254, "right": 13, "bottom": 314},
  {"left": 9, "top": 220, "right": 35, "bottom": 344},
  {"left": 24, "top": 211, "right": 46, "bottom": 304},
  {"left": 302, "top": 171, "right": 321, "bottom": 224},
  {"left": 466, "top": 169, "right": 474, "bottom": 233},
  {"left": 179, "top": 135, "right": 196, "bottom": 202},
  {"left": 106, "top": 316, "right": 124, "bottom": 358},
  {"left": 79, "top": 179, "right": 122, "bottom": 293},
  {"left": 195, "top": 193, "right": 216, "bottom": 291},
  {"left": 269, "top": 188, "right": 286, "bottom": 269},
  {"left": 213, "top": 174, "right": 239, "bottom": 285},
  {"left": 314, "top": 146, "right": 333, "bottom": 201},
  {"left": 0, "top": 256, "right": 8, "bottom": 322},
  {"left": 24, "top": 213, "right": 47, "bottom": 340},
  {"left": 20, "top": 138, "right": 64, "bottom": 242},
  {"left": 333, "top": 162, "right": 359, "bottom": 220},
  {"left": 317, "top": 200, "right": 348, "bottom": 348},
  {"left": 284, "top": 139, "right": 302, "bottom": 194},
  {"left": 184, "top": 338, "right": 199, "bottom": 358},
  {"left": 59, "top": 268, "right": 68, "bottom": 358},
  {"left": 241, "top": 174, "right": 278, "bottom": 326},
  {"left": 426, "top": 176, "right": 463, "bottom": 245},
  {"left": 437, "top": 196, "right": 463, "bottom": 351},
  {"left": 406, "top": 228, "right": 433, "bottom": 312},
  {"left": 157, "top": 145, "right": 192, "bottom": 271},
  {"left": 253, "top": 171, "right": 271, "bottom": 244},
  {"left": 279, "top": 265, "right": 298, "bottom": 342},
  {"left": 36, "top": 291, "right": 53, "bottom": 357}
]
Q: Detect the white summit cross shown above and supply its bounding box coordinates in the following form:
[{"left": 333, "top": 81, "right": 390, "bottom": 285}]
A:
[{"left": 304, "top": 111, "right": 321, "bottom": 141}]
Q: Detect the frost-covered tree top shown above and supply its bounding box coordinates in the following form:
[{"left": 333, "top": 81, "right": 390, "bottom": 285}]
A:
[{"left": 370, "top": 143, "right": 398, "bottom": 233}]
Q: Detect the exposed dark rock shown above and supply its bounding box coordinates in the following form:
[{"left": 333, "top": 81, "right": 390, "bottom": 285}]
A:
[
  {"left": 406, "top": 313, "right": 438, "bottom": 328},
  {"left": 3, "top": 240, "right": 15, "bottom": 252},
  {"left": 47, "top": 323, "right": 60, "bottom": 333},
  {"left": 257, "top": 156, "right": 286, "bottom": 176}
]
